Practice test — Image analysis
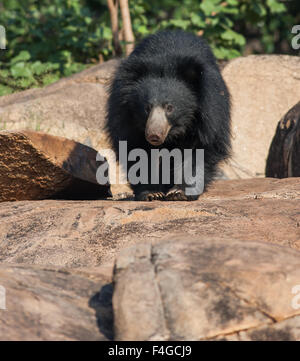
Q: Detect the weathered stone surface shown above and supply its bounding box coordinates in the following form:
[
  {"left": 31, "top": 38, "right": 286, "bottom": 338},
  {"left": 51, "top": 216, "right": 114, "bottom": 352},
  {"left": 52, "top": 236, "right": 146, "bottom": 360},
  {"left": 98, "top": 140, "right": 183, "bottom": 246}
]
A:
[
  {"left": 222, "top": 55, "right": 300, "bottom": 179},
  {"left": 0, "top": 60, "right": 131, "bottom": 196},
  {"left": 266, "top": 101, "right": 300, "bottom": 178},
  {"left": 0, "top": 60, "right": 119, "bottom": 153},
  {"left": 0, "top": 263, "right": 113, "bottom": 340},
  {"left": 0, "top": 178, "right": 299, "bottom": 268},
  {"left": 0, "top": 177, "right": 299, "bottom": 341},
  {"left": 0, "top": 59, "right": 119, "bottom": 108},
  {"left": 0, "top": 82, "right": 109, "bottom": 149},
  {"left": 0, "top": 130, "right": 110, "bottom": 202},
  {"left": 113, "top": 237, "right": 300, "bottom": 341}
]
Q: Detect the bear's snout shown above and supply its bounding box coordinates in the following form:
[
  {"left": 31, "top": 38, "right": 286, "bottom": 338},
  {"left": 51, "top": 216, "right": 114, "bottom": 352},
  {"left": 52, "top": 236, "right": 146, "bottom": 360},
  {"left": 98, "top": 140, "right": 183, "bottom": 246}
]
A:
[{"left": 145, "top": 106, "right": 171, "bottom": 146}]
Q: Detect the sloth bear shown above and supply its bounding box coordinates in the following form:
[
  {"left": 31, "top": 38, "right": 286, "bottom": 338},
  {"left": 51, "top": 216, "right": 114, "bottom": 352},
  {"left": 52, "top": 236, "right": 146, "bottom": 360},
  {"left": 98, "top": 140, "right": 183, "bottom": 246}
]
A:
[{"left": 106, "top": 30, "right": 231, "bottom": 201}]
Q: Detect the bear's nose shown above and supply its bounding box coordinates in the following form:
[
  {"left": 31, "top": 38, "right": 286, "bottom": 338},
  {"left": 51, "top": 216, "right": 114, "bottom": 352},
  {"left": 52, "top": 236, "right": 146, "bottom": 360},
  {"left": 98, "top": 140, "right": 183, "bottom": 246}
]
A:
[
  {"left": 146, "top": 133, "right": 163, "bottom": 146},
  {"left": 145, "top": 106, "right": 171, "bottom": 146}
]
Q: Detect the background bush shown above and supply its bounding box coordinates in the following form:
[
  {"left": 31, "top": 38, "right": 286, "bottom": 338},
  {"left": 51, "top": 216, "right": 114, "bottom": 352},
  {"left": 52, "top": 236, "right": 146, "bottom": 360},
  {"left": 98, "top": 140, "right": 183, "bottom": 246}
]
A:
[{"left": 0, "top": 0, "right": 299, "bottom": 96}]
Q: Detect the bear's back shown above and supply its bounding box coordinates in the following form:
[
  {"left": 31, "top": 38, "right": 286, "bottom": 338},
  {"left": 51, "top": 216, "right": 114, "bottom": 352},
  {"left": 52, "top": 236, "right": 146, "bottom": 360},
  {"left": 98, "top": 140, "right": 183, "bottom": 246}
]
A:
[{"left": 130, "top": 30, "right": 215, "bottom": 65}]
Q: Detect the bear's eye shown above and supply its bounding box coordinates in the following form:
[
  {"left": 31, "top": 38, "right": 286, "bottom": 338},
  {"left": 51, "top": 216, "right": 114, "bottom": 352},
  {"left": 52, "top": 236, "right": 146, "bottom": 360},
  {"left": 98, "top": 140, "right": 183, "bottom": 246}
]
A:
[{"left": 165, "top": 104, "right": 173, "bottom": 114}]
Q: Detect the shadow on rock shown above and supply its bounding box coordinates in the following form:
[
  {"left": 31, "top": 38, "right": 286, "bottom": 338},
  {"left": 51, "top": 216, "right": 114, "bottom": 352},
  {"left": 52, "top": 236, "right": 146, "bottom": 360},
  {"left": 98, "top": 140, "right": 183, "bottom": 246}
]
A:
[{"left": 89, "top": 283, "right": 114, "bottom": 340}]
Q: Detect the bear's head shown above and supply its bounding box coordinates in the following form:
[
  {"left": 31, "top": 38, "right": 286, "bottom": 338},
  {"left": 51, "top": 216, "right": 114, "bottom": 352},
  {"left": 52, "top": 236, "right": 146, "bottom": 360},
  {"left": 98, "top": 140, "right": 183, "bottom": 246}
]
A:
[{"left": 127, "top": 76, "right": 198, "bottom": 146}]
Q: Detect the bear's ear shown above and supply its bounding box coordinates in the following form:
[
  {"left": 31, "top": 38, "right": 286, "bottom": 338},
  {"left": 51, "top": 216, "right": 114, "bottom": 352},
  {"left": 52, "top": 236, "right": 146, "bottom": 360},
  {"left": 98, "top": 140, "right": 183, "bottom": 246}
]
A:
[{"left": 176, "top": 56, "right": 203, "bottom": 90}]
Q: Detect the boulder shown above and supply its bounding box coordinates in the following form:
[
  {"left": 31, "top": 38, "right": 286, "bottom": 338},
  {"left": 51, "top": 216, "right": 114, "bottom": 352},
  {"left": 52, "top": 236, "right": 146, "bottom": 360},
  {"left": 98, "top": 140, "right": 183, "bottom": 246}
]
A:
[
  {"left": 0, "top": 130, "right": 111, "bottom": 201},
  {"left": 113, "top": 237, "right": 300, "bottom": 341},
  {"left": 0, "top": 177, "right": 299, "bottom": 340},
  {"left": 0, "top": 60, "right": 120, "bottom": 153},
  {"left": 221, "top": 55, "right": 300, "bottom": 179},
  {"left": 0, "top": 178, "right": 299, "bottom": 268},
  {"left": 266, "top": 101, "right": 300, "bottom": 178},
  {"left": 0, "top": 59, "right": 119, "bottom": 108},
  {"left": 0, "top": 263, "right": 113, "bottom": 340},
  {"left": 0, "top": 60, "right": 130, "bottom": 196}
]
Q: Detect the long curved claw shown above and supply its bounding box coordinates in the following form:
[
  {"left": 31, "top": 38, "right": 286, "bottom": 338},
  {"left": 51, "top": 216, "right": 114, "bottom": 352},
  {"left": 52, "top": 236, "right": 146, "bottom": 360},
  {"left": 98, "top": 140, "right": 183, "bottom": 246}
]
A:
[
  {"left": 135, "top": 191, "right": 165, "bottom": 201},
  {"left": 165, "top": 188, "right": 188, "bottom": 201}
]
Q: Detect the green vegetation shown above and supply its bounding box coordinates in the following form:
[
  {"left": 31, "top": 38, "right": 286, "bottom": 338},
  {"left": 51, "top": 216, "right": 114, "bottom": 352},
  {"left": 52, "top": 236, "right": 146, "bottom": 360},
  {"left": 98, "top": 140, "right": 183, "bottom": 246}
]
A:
[{"left": 0, "top": 0, "right": 298, "bottom": 95}]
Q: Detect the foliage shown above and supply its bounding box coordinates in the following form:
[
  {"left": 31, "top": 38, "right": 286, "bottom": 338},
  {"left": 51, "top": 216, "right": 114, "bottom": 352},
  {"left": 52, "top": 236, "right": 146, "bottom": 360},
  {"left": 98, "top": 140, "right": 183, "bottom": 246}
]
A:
[
  {"left": 130, "top": 0, "right": 293, "bottom": 59},
  {"left": 0, "top": 0, "right": 111, "bottom": 95},
  {"left": 0, "top": 0, "right": 297, "bottom": 95}
]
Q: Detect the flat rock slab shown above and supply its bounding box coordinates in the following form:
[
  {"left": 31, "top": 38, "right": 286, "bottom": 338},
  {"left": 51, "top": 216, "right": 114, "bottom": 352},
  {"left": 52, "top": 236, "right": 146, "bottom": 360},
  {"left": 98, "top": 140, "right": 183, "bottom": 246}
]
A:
[
  {"left": 0, "top": 263, "right": 113, "bottom": 340},
  {"left": 0, "top": 178, "right": 299, "bottom": 268},
  {"left": 113, "top": 237, "right": 300, "bottom": 341},
  {"left": 0, "top": 130, "right": 111, "bottom": 201}
]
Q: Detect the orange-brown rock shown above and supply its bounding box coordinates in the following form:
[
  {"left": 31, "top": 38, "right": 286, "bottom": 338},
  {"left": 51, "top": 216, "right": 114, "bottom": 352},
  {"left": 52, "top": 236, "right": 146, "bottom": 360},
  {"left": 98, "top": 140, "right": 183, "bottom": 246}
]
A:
[
  {"left": 0, "top": 178, "right": 299, "bottom": 268},
  {"left": 0, "top": 130, "right": 111, "bottom": 202},
  {"left": 0, "top": 177, "right": 299, "bottom": 340},
  {"left": 0, "top": 263, "right": 113, "bottom": 340},
  {"left": 113, "top": 237, "right": 300, "bottom": 340}
]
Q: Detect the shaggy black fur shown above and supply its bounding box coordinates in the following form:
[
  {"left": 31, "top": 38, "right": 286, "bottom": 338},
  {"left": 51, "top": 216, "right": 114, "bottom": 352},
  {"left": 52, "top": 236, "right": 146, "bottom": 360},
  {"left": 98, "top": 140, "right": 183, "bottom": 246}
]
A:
[{"left": 106, "top": 30, "right": 231, "bottom": 201}]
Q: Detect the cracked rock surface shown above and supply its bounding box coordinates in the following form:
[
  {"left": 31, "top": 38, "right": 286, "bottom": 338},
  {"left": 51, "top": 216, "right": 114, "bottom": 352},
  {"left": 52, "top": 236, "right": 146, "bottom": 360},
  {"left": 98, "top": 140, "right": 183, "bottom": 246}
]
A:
[
  {"left": 0, "top": 178, "right": 299, "bottom": 268},
  {"left": 113, "top": 237, "right": 300, "bottom": 341},
  {"left": 0, "top": 177, "right": 299, "bottom": 340},
  {"left": 0, "top": 263, "right": 114, "bottom": 340}
]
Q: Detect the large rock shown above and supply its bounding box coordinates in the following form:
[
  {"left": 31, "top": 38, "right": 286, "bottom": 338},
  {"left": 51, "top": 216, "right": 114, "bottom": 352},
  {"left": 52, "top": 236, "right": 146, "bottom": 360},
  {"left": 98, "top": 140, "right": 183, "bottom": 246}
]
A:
[
  {"left": 0, "top": 177, "right": 300, "bottom": 340},
  {"left": 0, "top": 59, "right": 119, "bottom": 108},
  {"left": 0, "top": 59, "right": 130, "bottom": 195},
  {"left": 0, "top": 60, "right": 120, "bottom": 152},
  {"left": 0, "top": 82, "right": 109, "bottom": 148},
  {"left": 0, "top": 130, "right": 111, "bottom": 201},
  {"left": 222, "top": 55, "right": 300, "bottom": 179},
  {"left": 113, "top": 237, "right": 300, "bottom": 340},
  {"left": 0, "top": 263, "right": 113, "bottom": 340},
  {"left": 0, "top": 178, "right": 299, "bottom": 268},
  {"left": 266, "top": 101, "right": 300, "bottom": 178}
]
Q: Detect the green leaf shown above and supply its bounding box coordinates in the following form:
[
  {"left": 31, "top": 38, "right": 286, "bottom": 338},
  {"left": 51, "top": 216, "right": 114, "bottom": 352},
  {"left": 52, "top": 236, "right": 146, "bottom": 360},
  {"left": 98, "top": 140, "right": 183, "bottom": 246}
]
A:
[
  {"left": 0, "top": 84, "right": 13, "bottom": 96},
  {"left": 200, "top": 0, "right": 220, "bottom": 15},
  {"left": 169, "top": 19, "right": 190, "bottom": 30},
  {"left": 226, "top": 0, "right": 238, "bottom": 5},
  {"left": 221, "top": 29, "right": 246, "bottom": 46},
  {"left": 10, "top": 50, "right": 31, "bottom": 65},
  {"left": 137, "top": 25, "right": 148, "bottom": 35},
  {"left": 191, "top": 13, "right": 205, "bottom": 27},
  {"left": 10, "top": 62, "right": 33, "bottom": 78},
  {"left": 213, "top": 46, "right": 240, "bottom": 60},
  {"left": 30, "top": 61, "right": 47, "bottom": 75},
  {"left": 267, "top": 0, "right": 286, "bottom": 13},
  {"left": 252, "top": 3, "right": 267, "bottom": 16}
]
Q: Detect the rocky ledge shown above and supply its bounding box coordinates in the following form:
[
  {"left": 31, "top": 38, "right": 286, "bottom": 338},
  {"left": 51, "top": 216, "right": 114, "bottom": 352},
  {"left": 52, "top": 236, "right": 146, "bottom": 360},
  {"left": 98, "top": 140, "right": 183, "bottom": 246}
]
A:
[{"left": 0, "top": 177, "right": 299, "bottom": 340}]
